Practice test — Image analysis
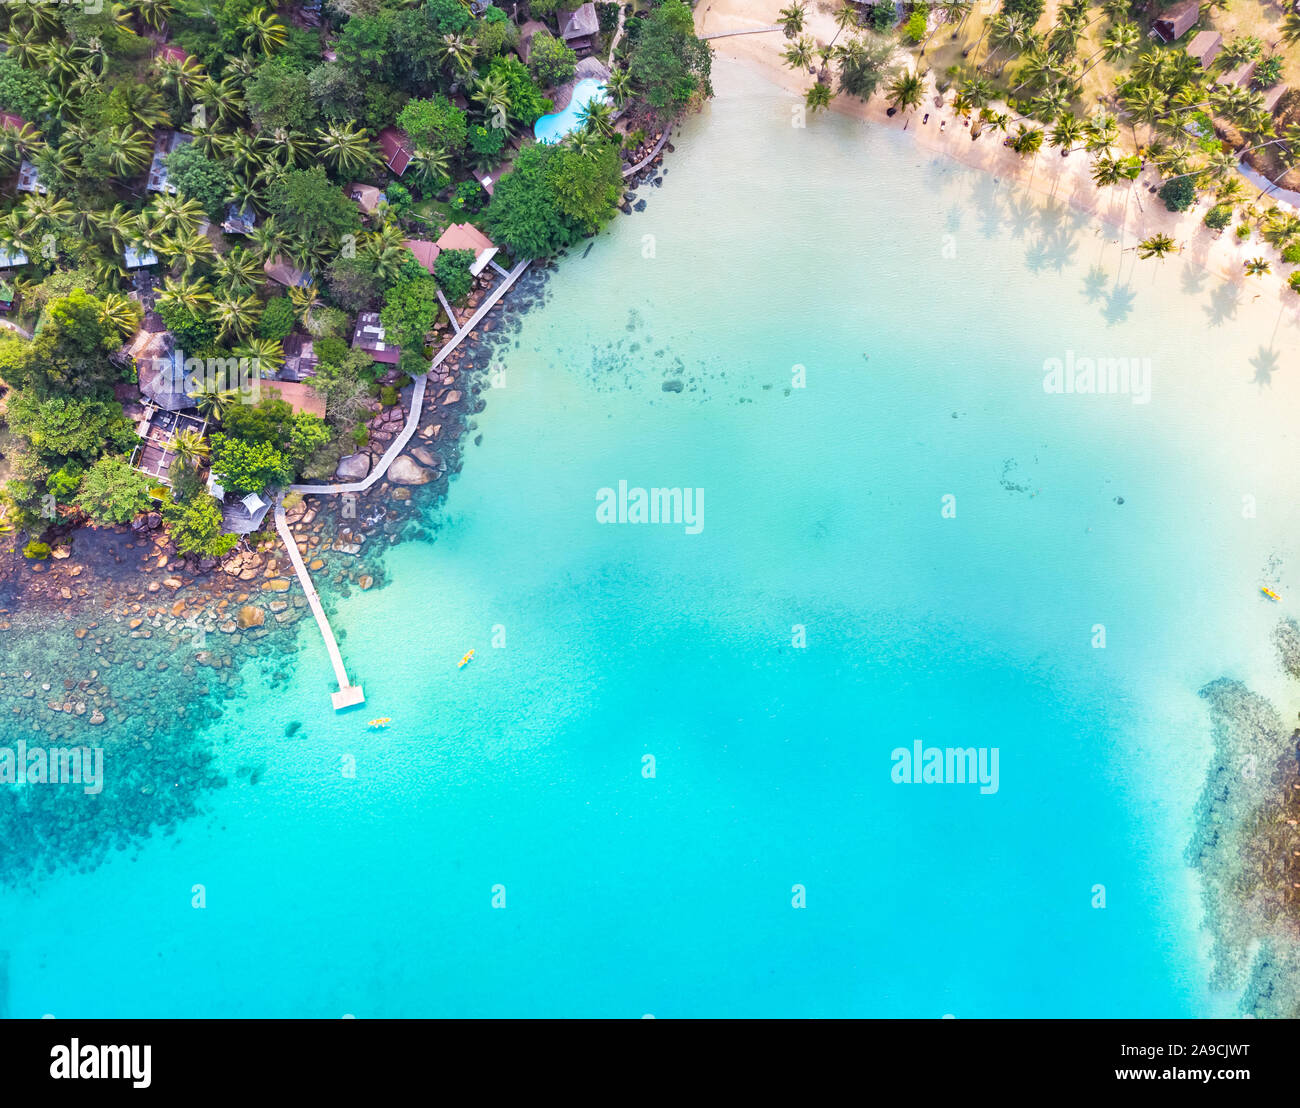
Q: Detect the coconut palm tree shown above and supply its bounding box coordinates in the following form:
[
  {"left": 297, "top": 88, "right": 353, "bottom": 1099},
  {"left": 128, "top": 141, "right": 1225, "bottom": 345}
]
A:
[
  {"left": 213, "top": 246, "right": 266, "bottom": 290},
  {"left": 288, "top": 283, "right": 320, "bottom": 326},
  {"left": 117, "top": 84, "right": 170, "bottom": 131},
  {"left": 248, "top": 216, "right": 287, "bottom": 263},
  {"left": 266, "top": 127, "right": 312, "bottom": 170},
  {"left": 441, "top": 33, "right": 477, "bottom": 77},
  {"left": 470, "top": 71, "right": 514, "bottom": 128},
  {"left": 578, "top": 98, "right": 616, "bottom": 140},
  {"left": 190, "top": 381, "right": 238, "bottom": 423},
  {"left": 234, "top": 337, "right": 284, "bottom": 376},
  {"left": 136, "top": 0, "right": 176, "bottom": 32},
  {"left": 211, "top": 288, "right": 263, "bottom": 341},
  {"left": 100, "top": 124, "right": 153, "bottom": 176},
  {"left": 1049, "top": 113, "right": 1085, "bottom": 156},
  {"left": 240, "top": 7, "right": 287, "bottom": 55},
  {"left": 158, "top": 53, "right": 205, "bottom": 106},
  {"left": 887, "top": 71, "right": 925, "bottom": 116},
  {"left": 782, "top": 35, "right": 816, "bottom": 72},
  {"left": 828, "top": 3, "right": 859, "bottom": 49},
  {"left": 1136, "top": 233, "right": 1177, "bottom": 260},
  {"left": 166, "top": 226, "right": 216, "bottom": 275},
  {"left": 805, "top": 81, "right": 833, "bottom": 113},
  {"left": 1244, "top": 256, "right": 1271, "bottom": 277},
  {"left": 605, "top": 67, "right": 633, "bottom": 110},
  {"left": 1091, "top": 152, "right": 1139, "bottom": 187},
  {"left": 99, "top": 292, "right": 141, "bottom": 342},
  {"left": 150, "top": 194, "right": 207, "bottom": 237},
  {"left": 171, "top": 428, "right": 209, "bottom": 469},
  {"left": 0, "top": 121, "right": 43, "bottom": 175},
  {"left": 316, "top": 122, "right": 378, "bottom": 175},
  {"left": 409, "top": 146, "right": 453, "bottom": 190},
  {"left": 362, "top": 224, "right": 409, "bottom": 285},
  {"left": 778, "top": 3, "right": 807, "bottom": 38},
  {"left": 1122, "top": 83, "right": 1166, "bottom": 147},
  {"left": 157, "top": 274, "right": 214, "bottom": 315},
  {"left": 1084, "top": 108, "right": 1119, "bottom": 153},
  {"left": 1007, "top": 124, "right": 1044, "bottom": 158}
]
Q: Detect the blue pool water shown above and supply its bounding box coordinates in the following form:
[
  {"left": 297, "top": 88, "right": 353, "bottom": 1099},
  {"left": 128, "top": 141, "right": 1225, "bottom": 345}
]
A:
[
  {"left": 4, "top": 60, "right": 1300, "bottom": 1016},
  {"left": 534, "top": 78, "right": 609, "bottom": 144}
]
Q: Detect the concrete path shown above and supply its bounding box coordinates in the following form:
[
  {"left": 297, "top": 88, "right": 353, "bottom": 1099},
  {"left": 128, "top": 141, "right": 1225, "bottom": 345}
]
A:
[{"left": 430, "top": 257, "right": 531, "bottom": 370}]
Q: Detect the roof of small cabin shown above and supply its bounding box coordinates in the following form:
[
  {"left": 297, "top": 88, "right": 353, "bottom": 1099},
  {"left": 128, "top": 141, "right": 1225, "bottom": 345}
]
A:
[
  {"left": 264, "top": 256, "right": 311, "bottom": 287},
  {"left": 157, "top": 44, "right": 189, "bottom": 64},
  {"left": 436, "top": 222, "right": 495, "bottom": 254},
  {"left": 350, "top": 182, "right": 386, "bottom": 213},
  {"left": 378, "top": 128, "right": 412, "bottom": 175},
  {"left": 0, "top": 113, "right": 24, "bottom": 131},
  {"left": 559, "top": 3, "right": 600, "bottom": 41},
  {"left": 351, "top": 310, "right": 401, "bottom": 364},
  {"left": 1264, "top": 83, "right": 1288, "bottom": 112},
  {"left": 261, "top": 379, "right": 325, "bottom": 419},
  {"left": 1221, "top": 58, "right": 1258, "bottom": 88},
  {"left": 404, "top": 238, "right": 440, "bottom": 273},
  {"left": 1152, "top": 0, "right": 1199, "bottom": 40},
  {"left": 1186, "top": 30, "right": 1222, "bottom": 65},
  {"left": 517, "top": 20, "right": 549, "bottom": 62}
]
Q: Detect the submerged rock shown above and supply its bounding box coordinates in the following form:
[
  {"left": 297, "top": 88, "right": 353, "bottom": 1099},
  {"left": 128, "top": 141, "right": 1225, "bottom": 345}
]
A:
[{"left": 389, "top": 456, "right": 433, "bottom": 485}]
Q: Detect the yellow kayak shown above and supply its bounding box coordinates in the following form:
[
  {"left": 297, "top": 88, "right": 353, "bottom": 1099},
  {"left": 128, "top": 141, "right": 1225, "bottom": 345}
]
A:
[
  {"left": 458, "top": 649, "right": 474, "bottom": 669},
  {"left": 1261, "top": 587, "right": 1281, "bottom": 602},
  {"left": 368, "top": 717, "right": 391, "bottom": 729}
]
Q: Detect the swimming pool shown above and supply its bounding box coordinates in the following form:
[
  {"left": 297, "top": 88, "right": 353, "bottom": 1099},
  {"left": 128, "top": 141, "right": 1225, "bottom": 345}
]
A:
[{"left": 534, "top": 78, "right": 610, "bottom": 144}]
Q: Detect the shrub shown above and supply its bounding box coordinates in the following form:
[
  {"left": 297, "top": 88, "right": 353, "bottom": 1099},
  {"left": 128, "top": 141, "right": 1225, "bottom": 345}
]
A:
[
  {"left": 1204, "top": 204, "right": 1233, "bottom": 230},
  {"left": 394, "top": 373, "right": 413, "bottom": 389},
  {"left": 902, "top": 9, "right": 927, "bottom": 43},
  {"left": 451, "top": 179, "right": 487, "bottom": 214},
  {"left": 379, "top": 386, "right": 399, "bottom": 407},
  {"left": 528, "top": 33, "right": 578, "bottom": 87},
  {"left": 1289, "top": 271, "right": 1300, "bottom": 293},
  {"left": 1236, "top": 222, "right": 1252, "bottom": 240},
  {"left": 258, "top": 297, "right": 296, "bottom": 342},
  {"left": 352, "top": 425, "right": 370, "bottom": 447},
  {"left": 467, "top": 123, "right": 507, "bottom": 165},
  {"left": 22, "top": 540, "right": 50, "bottom": 559},
  {"left": 1158, "top": 175, "right": 1197, "bottom": 212},
  {"left": 1283, "top": 242, "right": 1300, "bottom": 264},
  {"left": 867, "top": 2, "right": 895, "bottom": 30},
  {"left": 434, "top": 248, "right": 476, "bottom": 303}
]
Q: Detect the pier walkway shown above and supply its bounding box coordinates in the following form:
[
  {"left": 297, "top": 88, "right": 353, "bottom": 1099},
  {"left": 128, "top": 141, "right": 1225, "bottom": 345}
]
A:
[{"left": 274, "top": 495, "right": 365, "bottom": 710}]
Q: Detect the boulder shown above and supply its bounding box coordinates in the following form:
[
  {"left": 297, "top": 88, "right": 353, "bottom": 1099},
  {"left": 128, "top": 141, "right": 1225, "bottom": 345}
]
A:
[
  {"left": 236, "top": 606, "right": 265, "bottom": 629},
  {"left": 410, "top": 446, "right": 443, "bottom": 470},
  {"left": 389, "top": 456, "right": 432, "bottom": 485},
  {"left": 336, "top": 453, "right": 371, "bottom": 481}
]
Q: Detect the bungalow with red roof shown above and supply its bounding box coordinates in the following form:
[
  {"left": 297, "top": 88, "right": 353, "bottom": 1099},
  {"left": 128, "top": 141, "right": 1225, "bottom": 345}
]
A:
[
  {"left": 435, "top": 222, "right": 498, "bottom": 276},
  {"left": 403, "top": 238, "right": 441, "bottom": 274},
  {"left": 378, "top": 128, "right": 413, "bottom": 176}
]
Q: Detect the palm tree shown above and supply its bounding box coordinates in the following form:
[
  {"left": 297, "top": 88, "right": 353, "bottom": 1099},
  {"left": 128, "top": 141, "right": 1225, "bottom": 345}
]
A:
[
  {"left": 288, "top": 283, "right": 320, "bottom": 326},
  {"left": 471, "top": 72, "right": 514, "bottom": 128},
  {"left": 441, "top": 33, "right": 477, "bottom": 77},
  {"left": 778, "top": 3, "right": 807, "bottom": 38},
  {"left": 1244, "top": 256, "right": 1271, "bottom": 277},
  {"left": 805, "top": 82, "right": 833, "bottom": 113},
  {"left": 1136, "top": 233, "right": 1177, "bottom": 261},
  {"left": 117, "top": 84, "right": 169, "bottom": 131},
  {"left": 171, "top": 428, "right": 209, "bottom": 469},
  {"left": 1122, "top": 83, "right": 1166, "bottom": 147},
  {"left": 213, "top": 246, "right": 266, "bottom": 290},
  {"left": 167, "top": 227, "right": 216, "bottom": 275},
  {"left": 1007, "top": 124, "right": 1044, "bottom": 158},
  {"left": 234, "top": 337, "right": 284, "bottom": 376},
  {"left": 158, "top": 52, "right": 206, "bottom": 107},
  {"left": 211, "top": 288, "right": 263, "bottom": 341},
  {"left": 605, "top": 68, "right": 633, "bottom": 110},
  {"left": 248, "top": 217, "right": 287, "bottom": 263},
  {"left": 578, "top": 98, "right": 616, "bottom": 140},
  {"left": 136, "top": 0, "right": 176, "bottom": 32},
  {"left": 1100, "top": 22, "right": 1140, "bottom": 65},
  {"left": 362, "top": 225, "right": 409, "bottom": 285},
  {"left": 782, "top": 36, "right": 816, "bottom": 72},
  {"left": 101, "top": 125, "right": 152, "bottom": 176},
  {"left": 316, "top": 123, "right": 378, "bottom": 175},
  {"left": 1049, "top": 113, "right": 1085, "bottom": 156},
  {"left": 150, "top": 194, "right": 206, "bottom": 236},
  {"left": 240, "top": 7, "right": 288, "bottom": 55},
  {"left": 157, "top": 274, "right": 214, "bottom": 315},
  {"left": 828, "top": 3, "right": 859, "bottom": 49},
  {"left": 887, "top": 71, "right": 924, "bottom": 116},
  {"left": 99, "top": 292, "right": 141, "bottom": 341},
  {"left": 1084, "top": 108, "right": 1119, "bottom": 153},
  {"left": 409, "top": 146, "right": 452, "bottom": 190},
  {"left": 190, "top": 381, "right": 238, "bottom": 423},
  {"left": 1091, "top": 152, "right": 1139, "bottom": 187}
]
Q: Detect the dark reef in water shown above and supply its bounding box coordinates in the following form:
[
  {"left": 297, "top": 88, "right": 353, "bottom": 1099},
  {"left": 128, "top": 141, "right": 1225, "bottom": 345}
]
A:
[{"left": 1188, "top": 621, "right": 1300, "bottom": 1015}]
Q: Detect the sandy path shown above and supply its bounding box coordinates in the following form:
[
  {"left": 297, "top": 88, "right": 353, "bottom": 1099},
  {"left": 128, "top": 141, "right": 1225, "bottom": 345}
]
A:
[{"left": 695, "top": 0, "right": 1300, "bottom": 307}]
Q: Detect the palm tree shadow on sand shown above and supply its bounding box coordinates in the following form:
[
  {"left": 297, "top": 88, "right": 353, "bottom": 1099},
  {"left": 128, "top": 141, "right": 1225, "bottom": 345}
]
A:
[
  {"left": 1250, "top": 346, "right": 1281, "bottom": 388},
  {"left": 1100, "top": 283, "right": 1137, "bottom": 325},
  {"left": 1205, "top": 281, "right": 1242, "bottom": 327},
  {"left": 1081, "top": 264, "right": 1109, "bottom": 303}
]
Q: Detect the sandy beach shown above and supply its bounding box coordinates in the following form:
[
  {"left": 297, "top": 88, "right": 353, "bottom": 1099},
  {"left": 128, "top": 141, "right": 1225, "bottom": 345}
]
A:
[{"left": 696, "top": 0, "right": 1300, "bottom": 306}]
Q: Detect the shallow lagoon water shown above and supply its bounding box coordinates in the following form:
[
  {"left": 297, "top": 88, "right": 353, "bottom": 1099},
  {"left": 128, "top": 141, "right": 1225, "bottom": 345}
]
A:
[{"left": 5, "top": 60, "right": 1300, "bottom": 1016}]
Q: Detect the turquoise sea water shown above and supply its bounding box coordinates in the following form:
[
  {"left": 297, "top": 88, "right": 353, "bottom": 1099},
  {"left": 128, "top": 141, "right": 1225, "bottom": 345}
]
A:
[
  {"left": 534, "top": 77, "right": 609, "bottom": 144},
  {"left": 7, "top": 60, "right": 1300, "bottom": 1017}
]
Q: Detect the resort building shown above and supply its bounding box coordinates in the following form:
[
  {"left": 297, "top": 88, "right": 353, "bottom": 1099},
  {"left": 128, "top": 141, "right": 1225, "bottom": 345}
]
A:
[
  {"left": 0, "top": 275, "right": 18, "bottom": 314},
  {"left": 146, "top": 131, "right": 192, "bottom": 194},
  {"left": 435, "top": 222, "right": 498, "bottom": 276},
  {"left": 1219, "top": 58, "right": 1258, "bottom": 88},
  {"left": 220, "top": 491, "right": 272, "bottom": 535},
  {"left": 156, "top": 43, "right": 189, "bottom": 64},
  {"left": 0, "top": 246, "right": 27, "bottom": 267},
  {"left": 557, "top": 4, "right": 600, "bottom": 56},
  {"left": 351, "top": 311, "right": 401, "bottom": 365},
  {"left": 281, "top": 333, "right": 319, "bottom": 381},
  {"left": 1186, "top": 30, "right": 1222, "bottom": 68},
  {"left": 123, "top": 244, "right": 159, "bottom": 268},
  {"left": 403, "top": 237, "right": 441, "bottom": 274},
  {"left": 378, "top": 128, "right": 413, "bottom": 176},
  {"left": 350, "top": 183, "right": 387, "bottom": 216},
  {"left": 221, "top": 203, "right": 257, "bottom": 235},
  {"left": 1263, "top": 84, "right": 1289, "bottom": 114},
  {"left": 517, "top": 20, "right": 548, "bottom": 64},
  {"left": 16, "top": 159, "right": 45, "bottom": 195},
  {"left": 264, "top": 256, "right": 312, "bottom": 288},
  {"left": 1151, "top": 0, "right": 1199, "bottom": 44}
]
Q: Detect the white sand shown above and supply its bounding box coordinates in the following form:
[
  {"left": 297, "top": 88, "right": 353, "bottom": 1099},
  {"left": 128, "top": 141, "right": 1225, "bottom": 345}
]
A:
[{"left": 695, "top": 0, "right": 1300, "bottom": 305}]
